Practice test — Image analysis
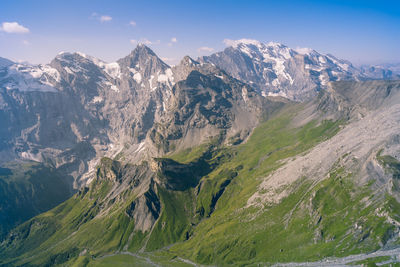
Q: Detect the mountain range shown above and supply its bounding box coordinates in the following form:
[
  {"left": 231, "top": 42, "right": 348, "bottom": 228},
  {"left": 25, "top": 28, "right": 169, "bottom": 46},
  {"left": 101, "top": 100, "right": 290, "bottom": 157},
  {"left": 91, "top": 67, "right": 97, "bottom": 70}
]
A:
[{"left": 1, "top": 40, "right": 400, "bottom": 266}]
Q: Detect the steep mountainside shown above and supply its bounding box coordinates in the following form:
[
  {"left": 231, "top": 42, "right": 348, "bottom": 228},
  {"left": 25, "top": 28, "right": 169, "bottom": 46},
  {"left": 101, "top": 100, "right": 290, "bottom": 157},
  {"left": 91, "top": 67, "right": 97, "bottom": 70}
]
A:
[
  {"left": 0, "top": 45, "right": 275, "bottom": 238},
  {"left": 0, "top": 45, "right": 269, "bottom": 185},
  {"left": 0, "top": 162, "right": 73, "bottom": 238},
  {"left": 2, "top": 80, "right": 400, "bottom": 266}
]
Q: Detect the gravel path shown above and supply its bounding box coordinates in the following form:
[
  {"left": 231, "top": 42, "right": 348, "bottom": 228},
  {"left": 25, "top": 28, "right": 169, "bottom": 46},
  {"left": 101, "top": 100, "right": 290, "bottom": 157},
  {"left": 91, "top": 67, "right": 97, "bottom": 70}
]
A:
[{"left": 273, "top": 247, "right": 400, "bottom": 266}]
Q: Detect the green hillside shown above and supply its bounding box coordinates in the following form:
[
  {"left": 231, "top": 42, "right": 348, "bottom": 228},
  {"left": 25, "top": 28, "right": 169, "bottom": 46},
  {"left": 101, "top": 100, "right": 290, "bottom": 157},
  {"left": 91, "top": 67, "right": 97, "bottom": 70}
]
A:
[{"left": 1, "top": 103, "right": 398, "bottom": 266}]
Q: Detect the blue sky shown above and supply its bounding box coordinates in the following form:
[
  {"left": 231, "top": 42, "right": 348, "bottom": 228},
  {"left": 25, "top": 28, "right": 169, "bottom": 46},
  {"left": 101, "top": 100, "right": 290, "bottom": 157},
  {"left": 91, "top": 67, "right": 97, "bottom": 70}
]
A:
[{"left": 1, "top": 0, "right": 399, "bottom": 65}]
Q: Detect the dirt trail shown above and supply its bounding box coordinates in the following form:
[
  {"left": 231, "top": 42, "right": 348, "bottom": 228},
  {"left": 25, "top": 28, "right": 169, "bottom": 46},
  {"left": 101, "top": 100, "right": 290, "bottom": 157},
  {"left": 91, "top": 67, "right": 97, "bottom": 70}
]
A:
[{"left": 273, "top": 247, "right": 400, "bottom": 266}]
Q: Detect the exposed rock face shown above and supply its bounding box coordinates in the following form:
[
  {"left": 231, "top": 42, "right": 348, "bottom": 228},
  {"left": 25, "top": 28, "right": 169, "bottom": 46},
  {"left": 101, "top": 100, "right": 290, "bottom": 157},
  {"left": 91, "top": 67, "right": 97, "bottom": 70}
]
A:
[
  {"left": 125, "top": 182, "right": 160, "bottom": 232},
  {"left": 0, "top": 45, "right": 283, "bottom": 237},
  {"left": 95, "top": 158, "right": 161, "bottom": 232},
  {"left": 200, "top": 39, "right": 365, "bottom": 101},
  {"left": 147, "top": 63, "right": 268, "bottom": 154},
  {"left": 2, "top": 42, "right": 396, "bottom": 190},
  {"left": 0, "top": 45, "right": 273, "bottom": 188}
]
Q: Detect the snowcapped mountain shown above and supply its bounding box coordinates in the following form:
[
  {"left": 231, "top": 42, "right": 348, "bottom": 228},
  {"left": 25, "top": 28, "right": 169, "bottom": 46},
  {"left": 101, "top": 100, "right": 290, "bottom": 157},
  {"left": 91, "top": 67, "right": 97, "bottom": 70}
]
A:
[
  {"left": 0, "top": 41, "right": 397, "bottom": 188},
  {"left": 3, "top": 41, "right": 400, "bottom": 267},
  {"left": 200, "top": 39, "right": 365, "bottom": 100},
  {"left": 0, "top": 45, "right": 274, "bottom": 235},
  {"left": 0, "top": 44, "right": 270, "bottom": 186}
]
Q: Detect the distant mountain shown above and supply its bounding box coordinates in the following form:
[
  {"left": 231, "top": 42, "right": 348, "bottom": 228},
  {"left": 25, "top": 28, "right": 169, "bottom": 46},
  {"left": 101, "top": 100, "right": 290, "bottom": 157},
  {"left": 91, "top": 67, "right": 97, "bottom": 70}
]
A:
[
  {"left": 360, "top": 63, "right": 400, "bottom": 80},
  {"left": 199, "top": 39, "right": 366, "bottom": 100}
]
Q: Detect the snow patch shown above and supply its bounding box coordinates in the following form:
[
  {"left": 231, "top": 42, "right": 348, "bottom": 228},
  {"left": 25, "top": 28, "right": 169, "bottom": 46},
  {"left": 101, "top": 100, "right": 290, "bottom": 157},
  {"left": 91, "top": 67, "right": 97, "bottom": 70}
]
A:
[
  {"left": 149, "top": 75, "right": 156, "bottom": 91},
  {"left": 92, "top": 96, "right": 103, "bottom": 103},
  {"left": 3, "top": 64, "right": 60, "bottom": 92},
  {"left": 268, "top": 91, "right": 288, "bottom": 98},
  {"left": 318, "top": 56, "right": 326, "bottom": 64},
  {"left": 294, "top": 47, "right": 314, "bottom": 55},
  {"left": 64, "top": 67, "right": 74, "bottom": 74},
  {"left": 133, "top": 72, "right": 142, "bottom": 83},
  {"left": 103, "top": 62, "right": 121, "bottom": 79},
  {"left": 76, "top": 52, "right": 87, "bottom": 58},
  {"left": 241, "top": 87, "right": 249, "bottom": 103},
  {"left": 157, "top": 74, "right": 168, "bottom": 83},
  {"left": 272, "top": 79, "right": 280, "bottom": 86},
  {"left": 89, "top": 57, "right": 122, "bottom": 79},
  {"left": 21, "top": 151, "right": 42, "bottom": 162},
  {"left": 134, "top": 142, "right": 146, "bottom": 153},
  {"left": 110, "top": 84, "right": 119, "bottom": 92}
]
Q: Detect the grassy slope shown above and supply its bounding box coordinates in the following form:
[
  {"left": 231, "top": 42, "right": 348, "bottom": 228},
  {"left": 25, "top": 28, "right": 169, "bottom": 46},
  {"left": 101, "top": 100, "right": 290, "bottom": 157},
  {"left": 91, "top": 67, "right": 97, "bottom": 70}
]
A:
[
  {"left": 1, "top": 103, "right": 399, "bottom": 266},
  {"left": 168, "top": 106, "right": 397, "bottom": 265},
  {"left": 0, "top": 161, "right": 73, "bottom": 238}
]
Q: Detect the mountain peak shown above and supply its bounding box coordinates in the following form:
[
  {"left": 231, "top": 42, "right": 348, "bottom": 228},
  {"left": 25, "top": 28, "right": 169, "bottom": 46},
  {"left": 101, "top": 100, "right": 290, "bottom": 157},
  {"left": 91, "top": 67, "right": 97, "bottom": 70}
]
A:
[
  {"left": 116, "top": 44, "right": 169, "bottom": 79},
  {"left": 53, "top": 51, "right": 94, "bottom": 64},
  {"left": 294, "top": 47, "right": 315, "bottom": 55},
  {"left": 265, "top": 41, "right": 286, "bottom": 49},
  {"left": 224, "top": 39, "right": 287, "bottom": 50},
  {"left": 179, "top": 56, "right": 199, "bottom": 67},
  {"left": 118, "top": 44, "right": 168, "bottom": 70},
  {"left": 129, "top": 44, "right": 157, "bottom": 57}
]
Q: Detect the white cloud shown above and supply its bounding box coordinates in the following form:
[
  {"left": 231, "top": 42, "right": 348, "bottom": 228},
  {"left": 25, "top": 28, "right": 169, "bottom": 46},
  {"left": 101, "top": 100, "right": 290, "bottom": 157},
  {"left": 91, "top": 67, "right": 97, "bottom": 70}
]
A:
[
  {"left": 223, "top": 39, "right": 236, "bottom": 47},
  {"left": 130, "top": 38, "right": 160, "bottom": 46},
  {"left": 168, "top": 37, "right": 178, "bottom": 47},
  {"left": 161, "top": 57, "right": 178, "bottom": 65},
  {"left": 0, "top": 22, "right": 30, "bottom": 34},
  {"left": 129, "top": 21, "right": 136, "bottom": 27},
  {"left": 91, "top": 13, "right": 112, "bottom": 22},
  {"left": 197, "top": 46, "right": 214, "bottom": 52},
  {"left": 141, "top": 38, "right": 153, "bottom": 45},
  {"left": 100, "top": 15, "right": 112, "bottom": 22},
  {"left": 22, "top": 40, "right": 30, "bottom": 45},
  {"left": 161, "top": 57, "right": 176, "bottom": 62}
]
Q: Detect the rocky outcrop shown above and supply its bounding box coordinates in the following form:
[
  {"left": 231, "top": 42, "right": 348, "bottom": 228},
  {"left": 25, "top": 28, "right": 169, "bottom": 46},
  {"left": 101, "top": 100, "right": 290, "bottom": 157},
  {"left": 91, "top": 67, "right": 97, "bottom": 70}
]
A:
[{"left": 125, "top": 182, "right": 160, "bottom": 232}]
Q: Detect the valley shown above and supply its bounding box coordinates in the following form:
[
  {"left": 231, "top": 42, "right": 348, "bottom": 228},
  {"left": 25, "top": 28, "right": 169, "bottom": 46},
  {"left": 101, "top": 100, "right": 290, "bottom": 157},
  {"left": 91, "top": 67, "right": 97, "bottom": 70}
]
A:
[{"left": 0, "top": 41, "right": 400, "bottom": 266}]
